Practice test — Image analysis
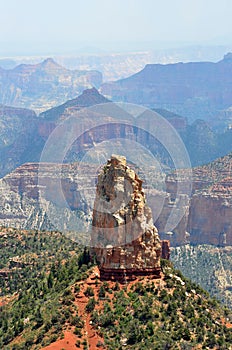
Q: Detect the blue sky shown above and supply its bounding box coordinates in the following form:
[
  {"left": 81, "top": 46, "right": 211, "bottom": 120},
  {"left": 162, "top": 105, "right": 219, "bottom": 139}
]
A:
[{"left": 0, "top": 0, "right": 232, "bottom": 54}]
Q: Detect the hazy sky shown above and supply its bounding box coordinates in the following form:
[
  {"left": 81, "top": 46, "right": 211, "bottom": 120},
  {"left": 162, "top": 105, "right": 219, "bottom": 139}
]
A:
[{"left": 0, "top": 0, "right": 232, "bottom": 54}]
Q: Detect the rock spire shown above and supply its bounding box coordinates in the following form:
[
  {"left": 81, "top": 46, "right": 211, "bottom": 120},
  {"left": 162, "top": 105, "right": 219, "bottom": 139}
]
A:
[{"left": 91, "top": 154, "right": 162, "bottom": 281}]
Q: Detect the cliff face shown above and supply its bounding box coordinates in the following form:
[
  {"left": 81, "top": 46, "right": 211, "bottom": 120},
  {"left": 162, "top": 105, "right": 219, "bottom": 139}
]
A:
[
  {"left": 187, "top": 178, "right": 232, "bottom": 246},
  {"left": 91, "top": 155, "right": 162, "bottom": 281},
  {"left": 159, "top": 153, "right": 232, "bottom": 246},
  {"left": 188, "top": 162, "right": 232, "bottom": 246}
]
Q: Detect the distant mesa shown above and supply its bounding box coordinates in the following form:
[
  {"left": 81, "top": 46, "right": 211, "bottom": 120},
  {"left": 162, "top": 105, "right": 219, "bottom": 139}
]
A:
[
  {"left": 100, "top": 53, "right": 232, "bottom": 122},
  {"left": 91, "top": 154, "right": 170, "bottom": 282}
]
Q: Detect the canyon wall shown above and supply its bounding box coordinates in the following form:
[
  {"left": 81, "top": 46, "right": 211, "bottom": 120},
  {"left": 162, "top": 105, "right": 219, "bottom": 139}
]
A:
[{"left": 159, "top": 154, "right": 232, "bottom": 246}]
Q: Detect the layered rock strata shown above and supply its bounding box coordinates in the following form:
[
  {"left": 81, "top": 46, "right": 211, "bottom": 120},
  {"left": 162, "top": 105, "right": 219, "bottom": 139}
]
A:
[
  {"left": 0, "top": 162, "right": 93, "bottom": 233},
  {"left": 158, "top": 153, "right": 232, "bottom": 246},
  {"left": 91, "top": 155, "right": 162, "bottom": 281}
]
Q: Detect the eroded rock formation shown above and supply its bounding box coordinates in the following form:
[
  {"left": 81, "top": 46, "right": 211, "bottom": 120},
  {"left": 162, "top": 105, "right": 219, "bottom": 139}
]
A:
[{"left": 91, "top": 155, "right": 162, "bottom": 281}]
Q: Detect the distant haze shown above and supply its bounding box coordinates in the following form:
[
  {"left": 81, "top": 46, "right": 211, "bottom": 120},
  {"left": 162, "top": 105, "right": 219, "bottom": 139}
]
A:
[{"left": 0, "top": 0, "right": 232, "bottom": 55}]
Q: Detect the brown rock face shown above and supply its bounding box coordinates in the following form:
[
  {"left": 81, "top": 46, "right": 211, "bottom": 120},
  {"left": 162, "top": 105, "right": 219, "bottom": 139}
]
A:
[{"left": 91, "top": 155, "right": 162, "bottom": 282}]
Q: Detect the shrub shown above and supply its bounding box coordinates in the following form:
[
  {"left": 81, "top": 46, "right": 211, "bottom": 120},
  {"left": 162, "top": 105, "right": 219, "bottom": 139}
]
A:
[
  {"left": 98, "top": 285, "right": 106, "bottom": 298},
  {"left": 74, "top": 327, "right": 82, "bottom": 337},
  {"left": 85, "top": 297, "right": 96, "bottom": 313}
]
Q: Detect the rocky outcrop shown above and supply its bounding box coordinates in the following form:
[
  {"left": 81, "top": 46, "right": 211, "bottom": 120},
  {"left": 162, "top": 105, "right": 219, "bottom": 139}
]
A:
[
  {"left": 2, "top": 53, "right": 232, "bottom": 248},
  {"left": 91, "top": 155, "right": 162, "bottom": 281}
]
